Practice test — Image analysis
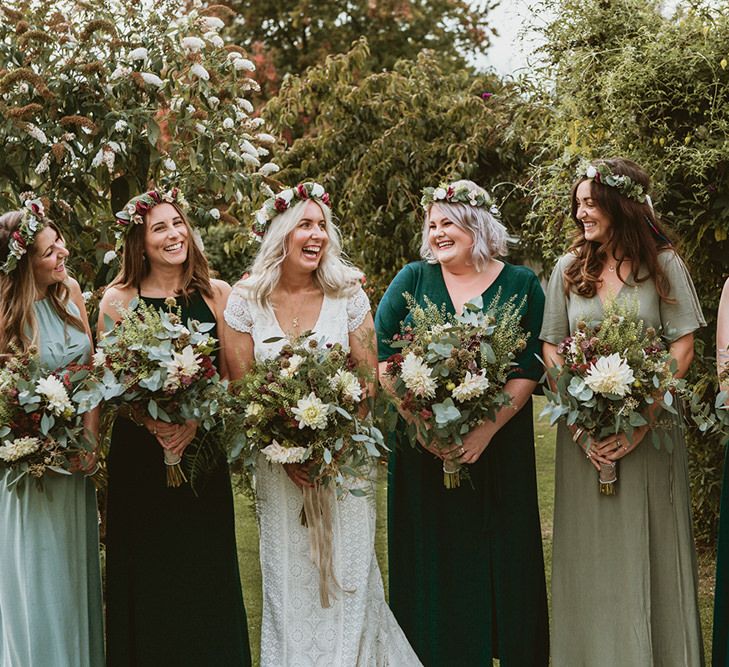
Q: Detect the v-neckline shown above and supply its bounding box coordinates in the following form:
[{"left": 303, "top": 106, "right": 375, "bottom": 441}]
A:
[
  {"left": 439, "top": 262, "right": 508, "bottom": 315},
  {"left": 273, "top": 293, "right": 328, "bottom": 339},
  {"left": 596, "top": 269, "right": 633, "bottom": 308}
]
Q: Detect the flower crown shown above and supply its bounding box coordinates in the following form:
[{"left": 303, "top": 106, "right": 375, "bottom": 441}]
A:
[
  {"left": 1, "top": 197, "right": 47, "bottom": 275},
  {"left": 252, "top": 182, "right": 331, "bottom": 239},
  {"left": 114, "top": 188, "right": 189, "bottom": 249},
  {"left": 578, "top": 161, "right": 647, "bottom": 203},
  {"left": 420, "top": 183, "right": 500, "bottom": 216}
]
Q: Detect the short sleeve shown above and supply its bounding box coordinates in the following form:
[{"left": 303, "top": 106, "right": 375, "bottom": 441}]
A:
[
  {"left": 658, "top": 250, "right": 706, "bottom": 342},
  {"left": 346, "top": 286, "right": 371, "bottom": 332},
  {"left": 509, "top": 270, "right": 546, "bottom": 382},
  {"left": 374, "top": 264, "right": 418, "bottom": 361},
  {"left": 224, "top": 288, "right": 254, "bottom": 334},
  {"left": 540, "top": 254, "right": 574, "bottom": 345}
]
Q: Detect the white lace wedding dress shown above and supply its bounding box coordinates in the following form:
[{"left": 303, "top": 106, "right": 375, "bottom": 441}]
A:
[{"left": 225, "top": 285, "right": 422, "bottom": 667}]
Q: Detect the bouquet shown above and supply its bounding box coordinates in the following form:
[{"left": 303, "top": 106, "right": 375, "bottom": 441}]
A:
[
  {"left": 75, "top": 297, "right": 225, "bottom": 487},
  {"left": 227, "top": 337, "right": 385, "bottom": 607},
  {"left": 686, "top": 356, "right": 729, "bottom": 446},
  {"left": 541, "top": 297, "right": 681, "bottom": 495},
  {"left": 0, "top": 352, "right": 95, "bottom": 490},
  {"left": 383, "top": 292, "right": 528, "bottom": 488}
]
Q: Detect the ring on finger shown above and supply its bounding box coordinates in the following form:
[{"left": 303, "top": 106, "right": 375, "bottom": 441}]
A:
[{"left": 459, "top": 446, "right": 465, "bottom": 457}]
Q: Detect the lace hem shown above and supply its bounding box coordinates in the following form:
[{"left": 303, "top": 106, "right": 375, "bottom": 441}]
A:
[
  {"left": 347, "top": 287, "right": 370, "bottom": 332},
  {"left": 224, "top": 291, "right": 253, "bottom": 334}
]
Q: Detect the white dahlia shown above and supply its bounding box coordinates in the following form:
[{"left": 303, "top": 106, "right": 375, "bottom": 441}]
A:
[
  {"left": 0, "top": 436, "right": 41, "bottom": 462},
  {"left": 291, "top": 392, "right": 329, "bottom": 430},
  {"left": 584, "top": 353, "right": 635, "bottom": 397},
  {"left": 279, "top": 354, "right": 304, "bottom": 378},
  {"left": 400, "top": 353, "right": 437, "bottom": 399},
  {"left": 451, "top": 370, "right": 490, "bottom": 403},
  {"left": 261, "top": 440, "right": 308, "bottom": 464},
  {"left": 329, "top": 369, "right": 363, "bottom": 403},
  {"left": 36, "top": 375, "right": 72, "bottom": 416},
  {"left": 164, "top": 346, "right": 201, "bottom": 385}
]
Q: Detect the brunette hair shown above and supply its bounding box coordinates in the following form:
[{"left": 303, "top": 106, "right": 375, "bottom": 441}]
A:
[
  {"left": 109, "top": 202, "right": 213, "bottom": 299},
  {"left": 564, "top": 157, "right": 674, "bottom": 299},
  {"left": 0, "top": 211, "right": 84, "bottom": 354}
]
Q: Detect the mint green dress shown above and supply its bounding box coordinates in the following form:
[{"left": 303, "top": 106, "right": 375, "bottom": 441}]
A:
[
  {"left": 375, "top": 261, "right": 549, "bottom": 666},
  {"left": 541, "top": 251, "right": 705, "bottom": 666},
  {"left": 0, "top": 299, "right": 104, "bottom": 666}
]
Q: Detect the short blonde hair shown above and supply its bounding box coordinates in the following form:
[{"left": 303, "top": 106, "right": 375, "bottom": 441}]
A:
[{"left": 420, "top": 179, "right": 508, "bottom": 271}]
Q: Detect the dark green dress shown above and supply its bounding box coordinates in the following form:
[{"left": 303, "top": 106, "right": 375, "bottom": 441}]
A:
[
  {"left": 375, "top": 261, "right": 549, "bottom": 667},
  {"left": 105, "top": 291, "right": 251, "bottom": 667},
  {"left": 714, "top": 448, "right": 729, "bottom": 666}
]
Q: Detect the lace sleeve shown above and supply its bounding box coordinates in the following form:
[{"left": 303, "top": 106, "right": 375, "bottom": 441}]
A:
[
  {"left": 224, "top": 290, "right": 254, "bottom": 334},
  {"left": 346, "top": 286, "right": 371, "bottom": 332}
]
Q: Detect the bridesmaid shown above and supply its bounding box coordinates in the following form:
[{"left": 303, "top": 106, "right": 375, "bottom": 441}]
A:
[
  {"left": 712, "top": 276, "right": 729, "bottom": 666},
  {"left": 98, "top": 189, "right": 251, "bottom": 666},
  {"left": 375, "top": 180, "right": 549, "bottom": 666},
  {"left": 541, "top": 158, "right": 704, "bottom": 666},
  {"left": 0, "top": 199, "right": 104, "bottom": 666}
]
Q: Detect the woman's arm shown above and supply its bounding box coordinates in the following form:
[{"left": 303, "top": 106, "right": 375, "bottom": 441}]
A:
[
  {"left": 349, "top": 312, "right": 377, "bottom": 400},
  {"left": 207, "top": 279, "right": 233, "bottom": 379},
  {"left": 718, "top": 277, "right": 729, "bottom": 388}
]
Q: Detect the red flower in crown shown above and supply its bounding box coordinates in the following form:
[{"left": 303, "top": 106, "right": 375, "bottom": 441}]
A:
[
  {"left": 116, "top": 217, "right": 129, "bottom": 226},
  {"left": 321, "top": 192, "right": 330, "bottom": 206},
  {"left": 11, "top": 231, "right": 26, "bottom": 248},
  {"left": 274, "top": 197, "right": 288, "bottom": 212},
  {"left": 150, "top": 190, "right": 162, "bottom": 203},
  {"left": 296, "top": 184, "right": 309, "bottom": 198},
  {"left": 29, "top": 202, "right": 41, "bottom": 215},
  {"left": 446, "top": 186, "right": 455, "bottom": 198},
  {"left": 169, "top": 187, "right": 179, "bottom": 199},
  {"left": 135, "top": 200, "right": 149, "bottom": 215}
]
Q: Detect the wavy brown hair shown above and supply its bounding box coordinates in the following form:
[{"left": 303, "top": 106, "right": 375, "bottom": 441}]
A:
[
  {"left": 564, "top": 157, "right": 675, "bottom": 300},
  {"left": 109, "top": 202, "right": 213, "bottom": 299},
  {"left": 0, "top": 211, "right": 84, "bottom": 355}
]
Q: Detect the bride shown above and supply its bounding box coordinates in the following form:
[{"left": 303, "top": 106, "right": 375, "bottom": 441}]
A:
[{"left": 224, "top": 183, "right": 421, "bottom": 666}]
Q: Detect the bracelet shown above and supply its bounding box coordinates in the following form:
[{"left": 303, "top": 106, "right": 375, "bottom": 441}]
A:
[{"left": 572, "top": 426, "right": 585, "bottom": 443}]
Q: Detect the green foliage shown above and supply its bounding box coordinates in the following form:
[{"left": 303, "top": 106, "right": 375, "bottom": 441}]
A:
[
  {"left": 228, "top": 0, "right": 494, "bottom": 97},
  {"left": 518, "top": 0, "right": 729, "bottom": 544},
  {"left": 199, "top": 222, "right": 255, "bottom": 284},
  {"left": 263, "top": 40, "right": 540, "bottom": 299},
  {"left": 0, "top": 0, "right": 276, "bottom": 289}
]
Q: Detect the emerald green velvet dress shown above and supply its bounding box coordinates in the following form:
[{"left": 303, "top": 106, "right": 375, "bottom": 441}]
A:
[
  {"left": 541, "top": 251, "right": 705, "bottom": 666},
  {"left": 375, "top": 261, "right": 549, "bottom": 667},
  {"left": 714, "top": 446, "right": 729, "bottom": 666},
  {"left": 104, "top": 291, "right": 251, "bottom": 667}
]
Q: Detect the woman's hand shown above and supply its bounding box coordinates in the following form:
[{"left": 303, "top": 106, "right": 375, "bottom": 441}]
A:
[
  {"left": 593, "top": 427, "right": 647, "bottom": 462},
  {"left": 284, "top": 462, "right": 314, "bottom": 489},
  {"left": 68, "top": 449, "right": 99, "bottom": 475},
  {"left": 160, "top": 420, "right": 199, "bottom": 457}
]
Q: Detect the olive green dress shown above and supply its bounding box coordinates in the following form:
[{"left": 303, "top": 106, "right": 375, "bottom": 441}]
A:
[
  {"left": 104, "top": 291, "right": 251, "bottom": 667},
  {"left": 375, "top": 261, "right": 549, "bottom": 667},
  {"left": 541, "top": 251, "right": 705, "bottom": 667}
]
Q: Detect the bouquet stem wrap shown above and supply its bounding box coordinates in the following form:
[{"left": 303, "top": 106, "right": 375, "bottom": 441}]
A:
[
  {"left": 442, "top": 458, "right": 462, "bottom": 489},
  {"left": 164, "top": 450, "right": 188, "bottom": 487},
  {"left": 301, "top": 484, "right": 347, "bottom": 608},
  {"left": 599, "top": 461, "right": 617, "bottom": 496}
]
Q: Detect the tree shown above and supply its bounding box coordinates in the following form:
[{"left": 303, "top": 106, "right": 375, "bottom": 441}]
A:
[
  {"left": 0, "top": 0, "right": 279, "bottom": 288},
  {"left": 229, "top": 0, "right": 494, "bottom": 98}
]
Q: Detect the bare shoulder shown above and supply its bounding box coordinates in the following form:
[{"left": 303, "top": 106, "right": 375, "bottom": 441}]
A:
[
  {"left": 99, "top": 284, "right": 135, "bottom": 311},
  {"left": 65, "top": 276, "right": 82, "bottom": 298},
  {"left": 211, "top": 278, "right": 232, "bottom": 299}
]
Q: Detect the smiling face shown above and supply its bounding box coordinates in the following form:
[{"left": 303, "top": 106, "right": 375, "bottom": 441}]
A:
[
  {"left": 427, "top": 203, "right": 474, "bottom": 267},
  {"left": 143, "top": 203, "right": 189, "bottom": 268},
  {"left": 31, "top": 225, "right": 69, "bottom": 294},
  {"left": 282, "top": 200, "right": 329, "bottom": 276},
  {"left": 575, "top": 180, "right": 613, "bottom": 245}
]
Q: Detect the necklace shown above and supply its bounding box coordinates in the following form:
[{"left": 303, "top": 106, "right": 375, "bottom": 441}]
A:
[{"left": 608, "top": 264, "right": 616, "bottom": 272}]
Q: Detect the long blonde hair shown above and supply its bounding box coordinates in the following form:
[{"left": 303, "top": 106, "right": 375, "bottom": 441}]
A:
[
  {"left": 0, "top": 212, "right": 83, "bottom": 355},
  {"left": 237, "top": 199, "right": 363, "bottom": 309}
]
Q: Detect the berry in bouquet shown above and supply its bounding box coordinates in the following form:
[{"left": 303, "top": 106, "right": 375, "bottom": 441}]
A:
[
  {"left": 541, "top": 296, "right": 683, "bottom": 495},
  {"left": 0, "top": 350, "right": 96, "bottom": 490},
  {"left": 383, "top": 291, "right": 528, "bottom": 488},
  {"left": 75, "top": 297, "right": 226, "bottom": 487},
  {"left": 226, "top": 336, "right": 385, "bottom": 607}
]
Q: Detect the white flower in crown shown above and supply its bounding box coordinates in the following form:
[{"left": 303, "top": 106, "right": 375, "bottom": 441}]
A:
[
  {"left": 0, "top": 436, "right": 41, "bottom": 463},
  {"left": 433, "top": 187, "right": 447, "bottom": 200},
  {"left": 261, "top": 440, "right": 309, "bottom": 464},
  {"left": 585, "top": 165, "right": 598, "bottom": 179},
  {"left": 291, "top": 392, "right": 330, "bottom": 430},
  {"left": 584, "top": 353, "right": 635, "bottom": 397},
  {"left": 36, "top": 375, "right": 73, "bottom": 416},
  {"left": 451, "top": 370, "right": 490, "bottom": 403},
  {"left": 310, "top": 183, "right": 325, "bottom": 198},
  {"left": 400, "top": 352, "right": 437, "bottom": 399}
]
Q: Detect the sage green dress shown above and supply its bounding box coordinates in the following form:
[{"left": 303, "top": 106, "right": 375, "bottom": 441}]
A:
[
  {"left": 541, "top": 250, "right": 705, "bottom": 667},
  {"left": 0, "top": 298, "right": 104, "bottom": 667},
  {"left": 375, "top": 261, "right": 549, "bottom": 666}
]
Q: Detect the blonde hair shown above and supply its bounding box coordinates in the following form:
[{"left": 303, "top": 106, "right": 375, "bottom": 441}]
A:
[
  {"left": 0, "top": 212, "right": 83, "bottom": 354},
  {"left": 237, "top": 199, "right": 363, "bottom": 309},
  {"left": 420, "top": 179, "right": 508, "bottom": 271}
]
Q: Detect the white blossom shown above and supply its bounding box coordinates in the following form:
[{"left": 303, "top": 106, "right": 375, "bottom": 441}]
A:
[
  {"left": 256, "top": 133, "right": 276, "bottom": 144},
  {"left": 329, "top": 369, "right": 363, "bottom": 403},
  {"left": 163, "top": 346, "right": 202, "bottom": 390},
  {"left": 195, "top": 122, "right": 207, "bottom": 134},
  {"left": 81, "top": 291, "right": 93, "bottom": 303},
  {"left": 114, "top": 120, "right": 128, "bottom": 133},
  {"left": 433, "top": 187, "right": 447, "bottom": 200},
  {"left": 244, "top": 402, "right": 263, "bottom": 419},
  {"left": 279, "top": 354, "right": 304, "bottom": 378},
  {"left": 200, "top": 16, "right": 225, "bottom": 32},
  {"left": 190, "top": 64, "right": 210, "bottom": 81},
  {"left": 35, "top": 153, "right": 51, "bottom": 175},
  {"left": 36, "top": 375, "right": 73, "bottom": 416},
  {"left": 25, "top": 123, "right": 48, "bottom": 144},
  {"left": 584, "top": 353, "right": 635, "bottom": 397},
  {"left": 291, "top": 393, "right": 330, "bottom": 430},
  {"left": 181, "top": 36, "right": 205, "bottom": 53},
  {"left": 230, "top": 55, "right": 255, "bottom": 72},
  {"left": 400, "top": 353, "right": 437, "bottom": 399},
  {"left": 241, "top": 153, "right": 260, "bottom": 167},
  {"left": 261, "top": 440, "right": 308, "bottom": 464},
  {"left": 0, "top": 436, "right": 41, "bottom": 463},
  {"left": 92, "top": 349, "right": 107, "bottom": 367},
  {"left": 103, "top": 250, "right": 117, "bottom": 265},
  {"left": 586, "top": 165, "right": 598, "bottom": 179},
  {"left": 129, "top": 47, "right": 148, "bottom": 61},
  {"left": 209, "top": 208, "right": 220, "bottom": 220},
  {"left": 223, "top": 117, "right": 235, "bottom": 130},
  {"left": 451, "top": 370, "right": 490, "bottom": 403},
  {"left": 310, "top": 183, "right": 325, "bottom": 198},
  {"left": 163, "top": 158, "right": 177, "bottom": 172},
  {"left": 250, "top": 118, "right": 265, "bottom": 128},
  {"left": 237, "top": 98, "right": 254, "bottom": 114},
  {"left": 207, "top": 95, "right": 220, "bottom": 109},
  {"left": 204, "top": 31, "right": 224, "bottom": 48},
  {"left": 140, "top": 72, "right": 164, "bottom": 87},
  {"left": 259, "top": 163, "right": 280, "bottom": 176},
  {"left": 111, "top": 65, "right": 132, "bottom": 81}
]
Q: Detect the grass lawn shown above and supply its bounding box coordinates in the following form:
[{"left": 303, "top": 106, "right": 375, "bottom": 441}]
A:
[{"left": 234, "top": 397, "right": 716, "bottom": 665}]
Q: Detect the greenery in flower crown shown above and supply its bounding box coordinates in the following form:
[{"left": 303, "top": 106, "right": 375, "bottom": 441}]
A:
[
  {"left": 576, "top": 160, "right": 647, "bottom": 203},
  {"left": 0, "top": 196, "right": 46, "bottom": 274},
  {"left": 226, "top": 337, "right": 384, "bottom": 495},
  {"left": 540, "top": 295, "right": 682, "bottom": 448},
  {"left": 0, "top": 349, "right": 95, "bottom": 490},
  {"left": 420, "top": 182, "right": 499, "bottom": 215},
  {"left": 252, "top": 182, "right": 331, "bottom": 238}
]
